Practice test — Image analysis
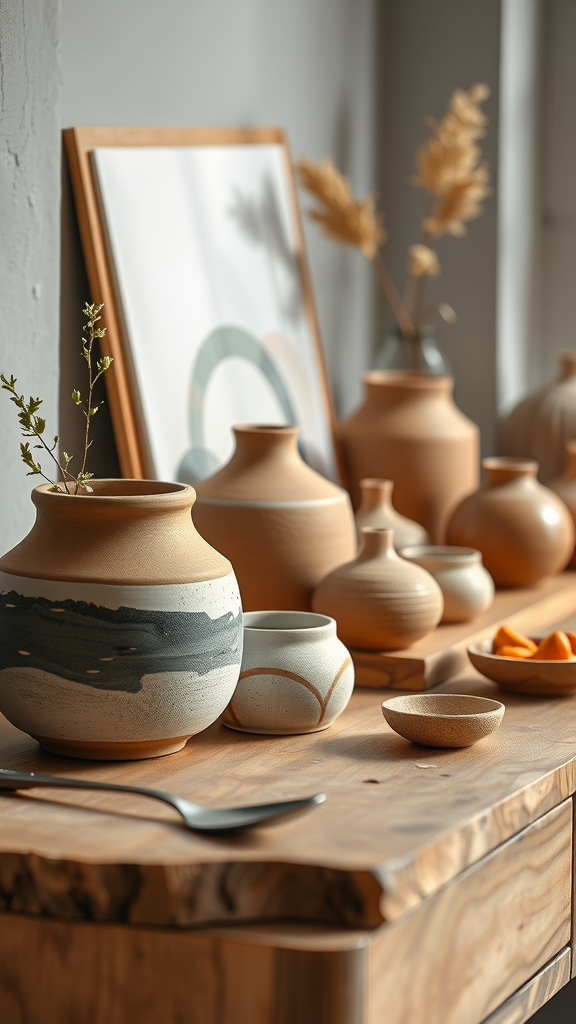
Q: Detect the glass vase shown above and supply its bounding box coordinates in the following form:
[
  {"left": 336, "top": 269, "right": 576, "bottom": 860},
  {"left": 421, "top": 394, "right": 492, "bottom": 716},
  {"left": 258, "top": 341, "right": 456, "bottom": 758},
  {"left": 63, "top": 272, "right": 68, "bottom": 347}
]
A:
[{"left": 373, "top": 327, "right": 451, "bottom": 376}]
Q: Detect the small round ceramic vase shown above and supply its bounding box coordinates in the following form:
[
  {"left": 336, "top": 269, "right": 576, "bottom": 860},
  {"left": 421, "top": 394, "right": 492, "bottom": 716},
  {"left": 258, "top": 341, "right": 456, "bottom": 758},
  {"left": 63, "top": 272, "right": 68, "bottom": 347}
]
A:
[
  {"left": 338, "top": 371, "right": 479, "bottom": 542},
  {"left": 0, "top": 481, "right": 243, "bottom": 760},
  {"left": 499, "top": 351, "right": 576, "bottom": 482},
  {"left": 222, "top": 611, "right": 354, "bottom": 735},
  {"left": 355, "top": 479, "right": 430, "bottom": 548},
  {"left": 446, "top": 458, "right": 575, "bottom": 587},
  {"left": 398, "top": 545, "right": 495, "bottom": 623},
  {"left": 193, "top": 425, "right": 357, "bottom": 612},
  {"left": 549, "top": 442, "right": 576, "bottom": 568},
  {"left": 312, "top": 528, "right": 443, "bottom": 651}
]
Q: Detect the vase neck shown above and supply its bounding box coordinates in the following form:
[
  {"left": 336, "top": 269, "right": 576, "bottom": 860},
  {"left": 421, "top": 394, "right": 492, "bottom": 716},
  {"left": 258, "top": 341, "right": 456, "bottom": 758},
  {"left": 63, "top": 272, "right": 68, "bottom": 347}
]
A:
[
  {"left": 362, "top": 371, "right": 454, "bottom": 407},
  {"left": 358, "top": 478, "right": 394, "bottom": 513},
  {"left": 231, "top": 425, "right": 300, "bottom": 467},
  {"left": 558, "top": 351, "right": 576, "bottom": 381},
  {"left": 482, "top": 457, "right": 538, "bottom": 486},
  {"left": 357, "top": 528, "right": 395, "bottom": 560}
]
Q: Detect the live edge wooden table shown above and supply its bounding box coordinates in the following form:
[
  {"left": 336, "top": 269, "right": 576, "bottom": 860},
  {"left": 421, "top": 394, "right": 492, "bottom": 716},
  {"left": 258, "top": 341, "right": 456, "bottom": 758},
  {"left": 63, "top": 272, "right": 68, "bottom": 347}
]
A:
[{"left": 3, "top": 580, "right": 576, "bottom": 1024}]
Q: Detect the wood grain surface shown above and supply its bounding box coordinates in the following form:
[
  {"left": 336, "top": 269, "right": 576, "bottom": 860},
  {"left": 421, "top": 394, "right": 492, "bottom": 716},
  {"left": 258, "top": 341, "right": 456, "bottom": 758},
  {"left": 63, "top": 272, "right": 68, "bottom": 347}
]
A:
[
  {"left": 368, "top": 801, "right": 572, "bottom": 1024},
  {"left": 2, "top": 627, "right": 576, "bottom": 929},
  {"left": 354, "top": 573, "right": 576, "bottom": 689},
  {"left": 0, "top": 916, "right": 368, "bottom": 1024},
  {"left": 482, "top": 948, "right": 571, "bottom": 1024}
]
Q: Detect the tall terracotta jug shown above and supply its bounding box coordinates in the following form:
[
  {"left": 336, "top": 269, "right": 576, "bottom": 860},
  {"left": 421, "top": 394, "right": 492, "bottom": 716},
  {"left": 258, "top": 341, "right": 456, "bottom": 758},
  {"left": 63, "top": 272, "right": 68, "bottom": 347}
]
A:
[
  {"left": 339, "top": 372, "right": 479, "bottom": 542},
  {"left": 193, "top": 425, "right": 357, "bottom": 611},
  {"left": 499, "top": 351, "right": 576, "bottom": 482}
]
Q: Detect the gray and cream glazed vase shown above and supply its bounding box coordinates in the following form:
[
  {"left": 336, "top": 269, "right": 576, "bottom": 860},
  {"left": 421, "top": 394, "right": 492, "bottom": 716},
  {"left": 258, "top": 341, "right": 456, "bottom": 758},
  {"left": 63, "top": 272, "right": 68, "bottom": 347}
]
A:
[{"left": 0, "top": 480, "right": 243, "bottom": 760}]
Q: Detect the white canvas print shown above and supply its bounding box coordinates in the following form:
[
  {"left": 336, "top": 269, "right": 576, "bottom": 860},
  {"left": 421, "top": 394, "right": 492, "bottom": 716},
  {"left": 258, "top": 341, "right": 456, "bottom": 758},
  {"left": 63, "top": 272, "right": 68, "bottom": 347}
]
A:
[{"left": 92, "top": 144, "right": 337, "bottom": 483}]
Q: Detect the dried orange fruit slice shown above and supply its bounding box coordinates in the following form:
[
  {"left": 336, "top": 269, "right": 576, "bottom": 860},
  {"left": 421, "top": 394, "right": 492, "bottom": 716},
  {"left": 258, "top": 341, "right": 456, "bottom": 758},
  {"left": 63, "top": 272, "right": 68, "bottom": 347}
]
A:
[
  {"left": 534, "top": 631, "right": 573, "bottom": 660},
  {"left": 493, "top": 625, "right": 537, "bottom": 656},
  {"left": 566, "top": 632, "right": 576, "bottom": 655},
  {"left": 496, "top": 645, "right": 535, "bottom": 659}
]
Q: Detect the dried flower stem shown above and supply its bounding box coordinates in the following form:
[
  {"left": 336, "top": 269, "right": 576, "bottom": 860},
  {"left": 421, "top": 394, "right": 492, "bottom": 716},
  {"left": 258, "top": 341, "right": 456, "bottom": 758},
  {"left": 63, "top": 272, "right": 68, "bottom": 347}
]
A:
[{"left": 371, "top": 255, "right": 414, "bottom": 337}]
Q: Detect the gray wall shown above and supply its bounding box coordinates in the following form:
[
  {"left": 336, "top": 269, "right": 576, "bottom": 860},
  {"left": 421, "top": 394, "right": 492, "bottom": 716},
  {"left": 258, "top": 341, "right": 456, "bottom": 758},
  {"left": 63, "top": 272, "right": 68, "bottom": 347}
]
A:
[
  {"left": 59, "top": 0, "right": 378, "bottom": 474},
  {"left": 0, "top": 0, "right": 61, "bottom": 551}
]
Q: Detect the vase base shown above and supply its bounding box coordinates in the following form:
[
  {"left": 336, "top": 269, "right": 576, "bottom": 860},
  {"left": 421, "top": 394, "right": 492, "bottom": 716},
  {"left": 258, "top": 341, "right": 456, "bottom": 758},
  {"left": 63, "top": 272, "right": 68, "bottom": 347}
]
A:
[
  {"left": 222, "top": 719, "right": 332, "bottom": 736},
  {"left": 32, "top": 733, "right": 192, "bottom": 761}
]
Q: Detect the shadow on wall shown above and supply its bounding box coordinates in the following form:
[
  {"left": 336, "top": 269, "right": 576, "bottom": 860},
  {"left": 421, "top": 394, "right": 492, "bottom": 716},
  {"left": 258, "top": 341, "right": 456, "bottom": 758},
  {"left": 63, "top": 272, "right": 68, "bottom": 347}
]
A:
[{"left": 59, "top": 150, "right": 121, "bottom": 480}]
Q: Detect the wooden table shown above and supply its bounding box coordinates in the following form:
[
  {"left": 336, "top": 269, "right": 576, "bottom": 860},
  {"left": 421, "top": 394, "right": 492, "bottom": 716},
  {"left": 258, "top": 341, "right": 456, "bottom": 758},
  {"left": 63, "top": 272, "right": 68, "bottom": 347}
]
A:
[{"left": 2, "top": 589, "right": 576, "bottom": 1023}]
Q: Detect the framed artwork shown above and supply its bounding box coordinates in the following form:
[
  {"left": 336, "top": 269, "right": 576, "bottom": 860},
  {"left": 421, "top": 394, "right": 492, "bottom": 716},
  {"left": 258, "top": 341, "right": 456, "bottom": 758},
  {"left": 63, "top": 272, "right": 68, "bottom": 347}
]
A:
[{"left": 64, "top": 127, "right": 341, "bottom": 484}]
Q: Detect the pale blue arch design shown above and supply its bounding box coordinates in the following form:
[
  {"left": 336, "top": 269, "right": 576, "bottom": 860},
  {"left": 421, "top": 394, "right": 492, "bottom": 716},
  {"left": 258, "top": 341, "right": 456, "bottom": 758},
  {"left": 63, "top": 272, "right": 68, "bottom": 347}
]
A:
[{"left": 177, "top": 325, "right": 299, "bottom": 484}]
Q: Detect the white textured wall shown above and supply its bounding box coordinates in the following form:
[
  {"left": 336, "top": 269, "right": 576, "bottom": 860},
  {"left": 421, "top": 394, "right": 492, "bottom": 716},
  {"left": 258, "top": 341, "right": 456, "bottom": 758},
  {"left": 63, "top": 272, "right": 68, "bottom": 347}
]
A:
[
  {"left": 0, "top": 1, "right": 61, "bottom": 551},
  {"left": 59, "top": 0, "right": 377, "bottom": 475}
]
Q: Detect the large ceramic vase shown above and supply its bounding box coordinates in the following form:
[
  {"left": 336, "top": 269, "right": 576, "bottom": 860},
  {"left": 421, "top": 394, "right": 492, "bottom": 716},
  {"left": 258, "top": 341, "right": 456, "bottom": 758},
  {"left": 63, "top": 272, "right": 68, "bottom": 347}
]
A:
[
  {"left": 355, "top": 478, "right": 430, "bottom": 548},
  {"left": 499, "top": 351, "right": 576, "bottom": 482},
  {"left": 312, "top": 528, "right": 443, "bottom": 651},
  {"left": 549, "top": 442, "right": 576, "bottom": 568},
  {"left": 339, "top": 372, "right": 479, "bottom": 542},
  {"left": 193, "top": 425, "right": 357, "bottom": 611},
  {"left": 446, "top": 458, "right": 575, "bottom": 587},
  {"left": 0, "top": 480, "right": 243, "bottom": 760}
]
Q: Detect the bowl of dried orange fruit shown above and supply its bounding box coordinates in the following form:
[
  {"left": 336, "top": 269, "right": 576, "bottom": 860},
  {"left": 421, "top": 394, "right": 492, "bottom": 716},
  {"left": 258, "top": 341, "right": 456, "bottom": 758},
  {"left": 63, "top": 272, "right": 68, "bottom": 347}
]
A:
[{"left": 468, "top": 625, "right": 576, "bottom": 695}]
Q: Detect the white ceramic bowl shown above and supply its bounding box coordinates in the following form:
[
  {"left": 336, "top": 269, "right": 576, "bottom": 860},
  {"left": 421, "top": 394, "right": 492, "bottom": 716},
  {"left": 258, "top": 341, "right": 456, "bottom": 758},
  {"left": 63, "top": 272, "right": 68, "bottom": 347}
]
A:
[
  {"left": 398, "top": 545, "right": 494, "bottom": 623},
  {"left": 468, "top": 637, "right": 576, "bottom": 695},
  {"left": 223, "top": 611, "right": 354, "bottom": 735}
]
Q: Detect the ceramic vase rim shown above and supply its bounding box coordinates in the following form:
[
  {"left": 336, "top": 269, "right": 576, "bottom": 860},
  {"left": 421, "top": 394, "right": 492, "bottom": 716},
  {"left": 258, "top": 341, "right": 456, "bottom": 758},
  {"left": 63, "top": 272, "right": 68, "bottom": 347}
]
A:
[
  {"left": 362, "top": 370, "right": 454, "bottom": 390},
  {"left": 31, "top": 479, "right": 195, "bottom": 509},
  {"left": 243, "top": 610, "right": 336, "bottom": 636},
  {"left": 399, "top": 545, "right": 482, "bottom": 564}
]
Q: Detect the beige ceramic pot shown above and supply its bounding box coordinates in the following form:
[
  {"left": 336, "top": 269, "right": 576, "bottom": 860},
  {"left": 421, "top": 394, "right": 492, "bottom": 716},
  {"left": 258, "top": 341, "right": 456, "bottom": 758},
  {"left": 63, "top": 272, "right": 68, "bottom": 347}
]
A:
[
  {"left": 312, "top": 528, "right": 443, "bottom": 651},
  {"left": 0, "top": 481, "right": 243, "bottom": 760},
  {"left": 193, "top": 425, "right": 356, "bottom": 611},
  {"left": 223, "top": 611, "right": 354, "bottom": 735},
  {"left": 549, "top": 442, "right": 576, "bottom": 568},
  {"left": 339, "top": 371, "right": 479, "bottom": 542},
  {"left": 499, "top": 351, "right": 576, "bottom": 482},
  {"left": 355, "top": 479, "right": 430, "bottom": 548},
  {"left": 446, "top": 458, "right": 575, "bottom": 587},
  {"left": 398, "top": 545, "right": 494, "bottom": 623}
]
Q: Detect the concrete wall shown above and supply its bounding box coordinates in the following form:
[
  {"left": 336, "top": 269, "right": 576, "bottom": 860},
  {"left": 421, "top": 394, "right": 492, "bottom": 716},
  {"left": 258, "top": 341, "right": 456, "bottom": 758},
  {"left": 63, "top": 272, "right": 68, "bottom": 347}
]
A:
[
  {"left": 0, "top": 0, "right": 61, "bottom": 551},
  {"left": 59, "top": 0, "right": 378, "bottom": 474}
]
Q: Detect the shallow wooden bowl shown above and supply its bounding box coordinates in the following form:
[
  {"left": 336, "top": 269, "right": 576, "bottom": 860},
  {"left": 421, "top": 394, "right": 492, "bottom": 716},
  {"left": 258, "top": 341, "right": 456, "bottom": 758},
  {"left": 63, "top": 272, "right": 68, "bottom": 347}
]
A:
[
  {"left": 468, "top": 637, "right": 576, "bottom": 696},
  {"left": 381, "top": 693, "right": 505, "bottom": 748}
]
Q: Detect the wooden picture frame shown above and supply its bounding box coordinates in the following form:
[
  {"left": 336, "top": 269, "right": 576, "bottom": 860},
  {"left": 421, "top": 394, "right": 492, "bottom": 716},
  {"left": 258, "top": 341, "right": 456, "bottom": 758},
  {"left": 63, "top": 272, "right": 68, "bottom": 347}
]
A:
[{"left": 64, "top": 127, "right": 342, "bottom": 483}]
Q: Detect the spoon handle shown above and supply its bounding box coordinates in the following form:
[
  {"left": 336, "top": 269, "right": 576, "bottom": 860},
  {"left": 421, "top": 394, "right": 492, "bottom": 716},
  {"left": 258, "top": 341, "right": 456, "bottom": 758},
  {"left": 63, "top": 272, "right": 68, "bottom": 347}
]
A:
[{"left": 0, "top": 768, "right": 185, "bottom": 820}]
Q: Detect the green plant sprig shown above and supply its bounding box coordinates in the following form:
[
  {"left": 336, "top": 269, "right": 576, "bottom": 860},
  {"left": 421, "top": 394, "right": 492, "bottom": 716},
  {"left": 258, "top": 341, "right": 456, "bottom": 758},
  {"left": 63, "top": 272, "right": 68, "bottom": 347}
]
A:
[{"left": 1, "top": 301, "right": 113, "bottom": 494}]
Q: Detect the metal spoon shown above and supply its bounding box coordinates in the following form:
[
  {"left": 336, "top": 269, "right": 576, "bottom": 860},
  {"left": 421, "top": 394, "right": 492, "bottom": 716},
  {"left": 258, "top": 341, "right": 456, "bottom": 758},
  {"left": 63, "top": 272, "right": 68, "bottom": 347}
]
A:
[{"left": 0, "top": 768, "right": 326, "bottom": 834}]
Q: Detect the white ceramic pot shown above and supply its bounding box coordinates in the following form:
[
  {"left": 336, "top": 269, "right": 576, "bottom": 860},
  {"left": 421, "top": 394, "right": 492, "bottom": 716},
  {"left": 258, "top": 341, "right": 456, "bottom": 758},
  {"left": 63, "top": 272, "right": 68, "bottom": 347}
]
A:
[
  {"left": 223, "top": 611, "right": 354, "bottom": 735},
  {"left": 398, "top": 545, "right": 495, "bottom": 624}
]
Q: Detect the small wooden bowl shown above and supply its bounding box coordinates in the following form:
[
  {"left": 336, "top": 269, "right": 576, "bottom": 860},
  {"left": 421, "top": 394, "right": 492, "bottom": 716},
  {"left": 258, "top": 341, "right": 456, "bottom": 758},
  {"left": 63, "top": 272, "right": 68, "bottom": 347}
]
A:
[
  {"left": 468, "top": 638, "right": 576, "bottom": 696},
  {"left": 381, "top": 693, "right": 505, "bottom": 748}
]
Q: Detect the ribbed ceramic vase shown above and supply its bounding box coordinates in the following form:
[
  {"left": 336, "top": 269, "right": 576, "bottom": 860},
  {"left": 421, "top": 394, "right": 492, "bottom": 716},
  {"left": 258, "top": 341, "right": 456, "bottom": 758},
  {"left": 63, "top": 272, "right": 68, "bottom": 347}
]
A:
[
  {"left": 499, "top": 351, "right": 576, "bottom": 482},
  {"left": 549, "top": 442, "right": 576, "bottom": 568},
  {"left": 0, "top": 481, "right": 243, "bottom": 759},
  {"left": 355, "top": 478, "right": 430, "bottom": 548},
  {"left": 339, "top": 372, "right": 479, "bottom": 542},
  {"left": 312, "top": 528, "right": 443, "bottom": 651},
  {"left": 193, "top": 425, "right": 357, "bottom": 611},
  {"left": 446, "top": 458, "right": 575, "bottom": 587}
]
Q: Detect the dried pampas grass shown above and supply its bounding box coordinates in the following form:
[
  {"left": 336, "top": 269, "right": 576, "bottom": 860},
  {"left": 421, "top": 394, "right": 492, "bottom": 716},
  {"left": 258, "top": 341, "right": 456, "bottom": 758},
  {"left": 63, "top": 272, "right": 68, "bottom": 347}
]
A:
[{"left": 296, "top": 157, "right": 385, "bottom": 258}]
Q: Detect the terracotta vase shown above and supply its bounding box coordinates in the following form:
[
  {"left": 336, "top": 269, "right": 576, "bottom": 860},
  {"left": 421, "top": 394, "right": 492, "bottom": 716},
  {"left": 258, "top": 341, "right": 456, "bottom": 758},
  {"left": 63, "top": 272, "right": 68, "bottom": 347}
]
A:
[
  {"left": 339, "top": 371, "right": 479, "bottom": 542},
  {"left": 355, "top": 478, "right": 430, "bottom": 548},
  {"left": 312, "top": 528, "right": 443, "bottom": 651},
  {"left": 446, "top": 458, "right": 575, "bottom": 587},
  {"left": 549, "top": 442, "right": 576, "bottom": 568},
  {"left": 499, "top": 351, "right": 576, "bottom": 482},
  {"left": 193, "top": 425, "right": 357, "bottom": 611},
  {"left": 0, "top": 480, "right": 243, "bottom": 760},
  {"left": 223, "top": 611, "right": 354, "bottom": 735}
]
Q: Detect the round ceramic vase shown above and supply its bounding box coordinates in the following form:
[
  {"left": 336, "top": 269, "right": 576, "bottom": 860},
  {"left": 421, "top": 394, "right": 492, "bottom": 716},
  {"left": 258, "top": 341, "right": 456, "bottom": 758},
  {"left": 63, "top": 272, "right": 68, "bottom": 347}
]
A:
[
  {"left": 0, "top": 481, "right": 243, "bottom": 760},
  {"left": 223, "top": 611, "right": 354, "bottom": 735},
  {"left": 193, "top": 425, "right": 357, "bottom": 612},
  {"left": 398, "top": 545, "right": 495, "bottom": 623},
  {"left": 355, "top": 479, "right": 430, "bottom": 548},
  {"left": 549, "top": 442, "right": 576, "bottom": 568},
  {"left": 446, "top": 458, "right": 575, "bottom": 587},
  {"left": 312, "top": 528, "right": 443, "bottom": 651},
  {"left": 338, "top": 371, "right": 479, "bottom": 543},
  {"left": 499, "top": 351, "right": 576, "bottom": 482}
]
